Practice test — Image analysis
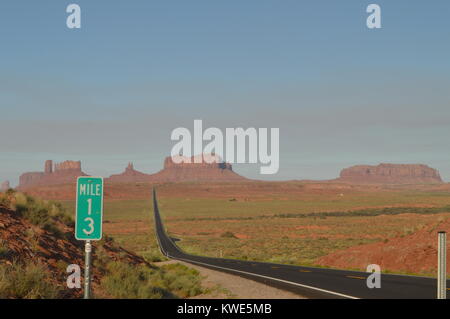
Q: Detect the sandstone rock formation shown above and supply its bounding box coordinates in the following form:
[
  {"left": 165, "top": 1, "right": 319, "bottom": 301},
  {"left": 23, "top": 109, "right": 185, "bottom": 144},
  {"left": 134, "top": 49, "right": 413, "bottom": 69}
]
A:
[
  {"left": 55, "top": 160, "right": 82, "bottom": 172},
  {"left": 19, "top": 160, "right": 86, "bottom": 189},
  {"left": 337, "top": 163, "right": 442, "bottom": 184},
  {"left": 0, "top": 181, "right": 10, "bottom": 192},
  {"left": 108, "top": 162, "right": 154, "bottom": 183},
  {"left": 152, "top": 155, "right": 244, "bottom": 182},
  {"left": 106, "top": 154, "right": 246, "bottom": 183}
]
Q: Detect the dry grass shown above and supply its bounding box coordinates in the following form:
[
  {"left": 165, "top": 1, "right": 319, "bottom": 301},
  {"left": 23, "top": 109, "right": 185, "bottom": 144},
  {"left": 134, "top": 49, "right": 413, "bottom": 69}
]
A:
[{"left": 60, "top": 182, "right": 450, "bottom": 273}]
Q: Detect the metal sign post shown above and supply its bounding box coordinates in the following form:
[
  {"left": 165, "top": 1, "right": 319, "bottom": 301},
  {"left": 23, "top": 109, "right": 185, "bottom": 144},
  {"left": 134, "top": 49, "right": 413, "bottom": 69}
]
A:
[
  {"left": 76, "top": 177, "right": 104, "bottom": 299},
  {"left": 437, "top": 231, "right": 447, "bottom": 299},
  {"left": 84, "top": 240, "right": 92, "bottom": 299}
]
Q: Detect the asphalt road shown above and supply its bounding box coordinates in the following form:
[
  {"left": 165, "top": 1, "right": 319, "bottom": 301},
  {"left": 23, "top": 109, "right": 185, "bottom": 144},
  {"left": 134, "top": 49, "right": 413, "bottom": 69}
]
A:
[{"left": 152, "top": 189, "right": 449, "bottom": 299}]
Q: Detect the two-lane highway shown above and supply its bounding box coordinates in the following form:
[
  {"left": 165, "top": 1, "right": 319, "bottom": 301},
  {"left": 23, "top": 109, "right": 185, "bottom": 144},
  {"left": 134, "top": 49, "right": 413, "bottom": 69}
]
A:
[{"left": 152, "top": 189, "right": 449, "bottom": 299}]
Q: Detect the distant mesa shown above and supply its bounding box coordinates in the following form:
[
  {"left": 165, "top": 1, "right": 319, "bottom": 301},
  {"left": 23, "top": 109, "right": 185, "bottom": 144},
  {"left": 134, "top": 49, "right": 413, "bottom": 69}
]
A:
[
  {"left": 0, "top": 181, "right": 10, "bottom": 192},
  {"left": 18, "top": 158, "right": 442, "bottom": 189},
  {"left": 18, "top": 155, "right": 246, "bottom": 189},
  {"left": 107, "top": 155, "right": 246, "bottom": 183},
  {"left": 337, "top": 163, "right": 443, "bottom": 184},
  {"left": 18, "top": 160, "right": 87, "bottom": 189},
  {"left": 151, "top": 155, "right": 245, "bottom": 182}
]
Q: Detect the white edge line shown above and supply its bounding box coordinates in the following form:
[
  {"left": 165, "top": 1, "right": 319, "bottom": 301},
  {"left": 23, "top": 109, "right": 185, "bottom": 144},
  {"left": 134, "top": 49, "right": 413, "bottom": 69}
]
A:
[
  {"left": 166, "top": 253, "right": 359, "bottom": 300},
  {"left": 154, "top": 191, "right": 358, "bottom": 300}
]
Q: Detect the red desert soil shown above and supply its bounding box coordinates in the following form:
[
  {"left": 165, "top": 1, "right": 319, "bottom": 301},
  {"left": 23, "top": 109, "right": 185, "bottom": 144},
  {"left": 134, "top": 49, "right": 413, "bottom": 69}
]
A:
[
  {"left": 316, "top": 217, "right": 450, "bottom": 275},
  {"left": 21, "top": 180, "right": 441, "bottom": 201}
]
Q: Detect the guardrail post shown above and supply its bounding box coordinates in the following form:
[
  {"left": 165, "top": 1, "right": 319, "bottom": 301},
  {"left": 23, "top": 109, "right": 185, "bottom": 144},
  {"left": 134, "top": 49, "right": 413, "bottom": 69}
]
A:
[{"left": 438, "top": 231, "right": 447, "bottom": 299}]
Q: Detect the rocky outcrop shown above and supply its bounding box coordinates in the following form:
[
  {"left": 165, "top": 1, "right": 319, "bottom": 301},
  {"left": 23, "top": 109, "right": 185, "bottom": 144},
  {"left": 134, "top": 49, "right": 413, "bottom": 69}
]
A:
[
  {"left": 108, "top": 162, "right": 154, "bottom": 183},
  {"left": 152, "top": 155, "right": 245, "bottom": 182},
  {"left": 106, "top": 154, "right": 246, "bottom": 183},
  {"left": 0, "top": 181, "right": 10, "bottom": 192},
  {"left": 18, "top": 160, "right": 86, "bottom": 189},
  {"left": 54, "top": 160, "right": 82, "bottom": 172},
  {"left": 337, "top": 163, "right": 443, "bottom": 184}
]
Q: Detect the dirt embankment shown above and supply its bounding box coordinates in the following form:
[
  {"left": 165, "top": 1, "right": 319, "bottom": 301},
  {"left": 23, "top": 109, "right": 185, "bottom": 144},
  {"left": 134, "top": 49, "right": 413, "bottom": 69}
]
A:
[
  {"left": 0, "top": 205, "right": 147, "bottom": 298},
  {"left": 316, "top": 217, "right": 450, "bottom": 275}
]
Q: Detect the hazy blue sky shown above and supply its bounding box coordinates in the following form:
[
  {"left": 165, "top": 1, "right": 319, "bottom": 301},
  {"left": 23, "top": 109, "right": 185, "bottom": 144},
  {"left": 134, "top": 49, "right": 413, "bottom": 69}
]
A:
[{"left": 1, "top": 1, "right": 449, "bottom": 185}]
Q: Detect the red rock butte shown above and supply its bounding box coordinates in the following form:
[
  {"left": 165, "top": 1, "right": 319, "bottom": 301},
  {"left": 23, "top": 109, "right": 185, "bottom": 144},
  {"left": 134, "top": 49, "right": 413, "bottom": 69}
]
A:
[
  {"left": 337, "top": 163, "right": 443, "bottom": 184},
  {"left": 0, "top": 181, "right": 10, "bottom": 192},
  {"left": 107, "top": 155, "right": 246, "bottom": 183},
  {"left": 18, "top": 160, "right": 86, "bottom": 189}
]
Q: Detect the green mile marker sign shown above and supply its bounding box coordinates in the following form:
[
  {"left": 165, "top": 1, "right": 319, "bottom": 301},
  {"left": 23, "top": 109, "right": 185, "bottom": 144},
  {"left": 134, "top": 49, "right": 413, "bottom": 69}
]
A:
[{"left": 75, "top": 177, "right": 104, "bottom": 240}]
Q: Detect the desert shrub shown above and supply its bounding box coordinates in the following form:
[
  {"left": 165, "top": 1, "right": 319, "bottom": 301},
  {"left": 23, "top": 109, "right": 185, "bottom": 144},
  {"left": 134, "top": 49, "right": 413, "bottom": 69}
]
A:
[
  {"left": 100, "top": 261, "right": 204, "bottom": 299},
  {"left": 0, "top": 189, "right": 15, "bottom": 210},
  {"left": 24, "top": 229, "right": 40, "bottom": 253},
  {"left": 25, "top": 208, "right": 50, "bottom": 226},
  {"left": 221, "top": 231, "right": 238, "bottom": 239},
  {"left": 42, "top": 222, "right": 63, "bottom": 238},
  {"left": 0, "top": 192, "right": 12, "bottom": 208},
  {"left": 98, "top": 234, "right": 115, "bottom": 248},
  {"left": 12, "top": 193, "right": 74, "bottom": 239},
  {"left": 274, "top": 206, "right": 450, "bottom": 219},
  {"left": 140, "top": 250, "right": 164, "bottom": 263},
  {"left": 0, "top": 240, "right": 12, "bottom": 259},
  {"left": 0, "top": 247, "right": 11, "bottom": 259},
  {"left": 101, "top": 262, "right": 169, "bottom": 299},
  {"left": 0, "top": 260, "right": 60, "bottom": 299},
  {"left": 55, "top": 260, "right": 68, "bottom": 274},
  {"left": 48, "top": 201, "right": 74, "bottom": 226},
  {"left": 157, "top": 263, "right": 203, "bottom": 298}
]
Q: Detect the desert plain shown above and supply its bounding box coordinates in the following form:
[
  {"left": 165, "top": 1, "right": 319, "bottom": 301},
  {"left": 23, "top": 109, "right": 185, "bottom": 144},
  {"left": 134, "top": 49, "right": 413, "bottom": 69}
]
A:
[{"left": 31, "top": 180, "right": 450, "bottom": 277}]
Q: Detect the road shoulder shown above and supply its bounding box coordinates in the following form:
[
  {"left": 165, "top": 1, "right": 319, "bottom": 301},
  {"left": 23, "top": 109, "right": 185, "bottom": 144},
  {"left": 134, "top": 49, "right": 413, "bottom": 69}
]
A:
[{"left": 155, "top": 260, "right": 306, "bottom": 299}]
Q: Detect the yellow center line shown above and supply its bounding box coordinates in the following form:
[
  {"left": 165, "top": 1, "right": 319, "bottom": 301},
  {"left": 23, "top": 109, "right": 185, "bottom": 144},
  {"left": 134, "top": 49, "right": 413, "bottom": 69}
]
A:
[
  {"left": 346, "top": 275, "right": 366, "bottom": 280},
  {"left": 299, "top": 270, "right": 312, "bottom": 273},
  {"left": 271, "top": 266, "right": 280, "bottom": 269}
]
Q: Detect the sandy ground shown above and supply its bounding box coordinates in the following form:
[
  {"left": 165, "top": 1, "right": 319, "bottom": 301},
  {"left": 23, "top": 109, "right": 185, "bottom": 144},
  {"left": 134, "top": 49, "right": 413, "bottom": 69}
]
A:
[{"left": 155, "top": 260, "right": 305, "bottom": 299}]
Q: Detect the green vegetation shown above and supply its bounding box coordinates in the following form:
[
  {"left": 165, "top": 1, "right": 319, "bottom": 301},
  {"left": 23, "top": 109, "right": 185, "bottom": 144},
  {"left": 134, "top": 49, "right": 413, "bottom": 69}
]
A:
[
  {"left": 154, "top": 190, "right": 450, "bottom": 219},
  {"left": 0, "top": 260, "right": 61, "bottom": 299},
  {"left": 56, "top": 184, "right": 450, "bottom": 281},
  {"left": 0, "top": 239, "right": 12, "bottom": 258},
  {"left": 0, "top": 192, "right": 205, "bottom": 299},
  {"left": 179, "top": 236, "right": 377, "bottom": 266},
  {"left": 0, "top": 191, "right": 74, "bottom": 240},
  {"left": 221, "top": 231, "right": 238, "bottom": 239},
  {"left": 60, "top": 192, "right": 450, "bottom": 272},
  {"left": 100, "top": 262, "right": 171, "bottom": 299},
  {"left": 94, "top": 246, "right": 203, "bottom": 299},
  {"left": 274, "top": 206, "right": 450, "bottom": 219},
  {"left": 172, "top": 205, "right": 450, "bottom": 222},
  {"left": 14, "top": 192, "right": 74, "bottom": 226}
]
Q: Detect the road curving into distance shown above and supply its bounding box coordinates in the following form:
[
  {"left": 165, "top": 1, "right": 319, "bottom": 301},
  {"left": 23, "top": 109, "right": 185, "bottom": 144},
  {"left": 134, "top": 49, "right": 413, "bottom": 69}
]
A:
[{"left": 152, "top": 188, "right": 449, "bottom": 299}]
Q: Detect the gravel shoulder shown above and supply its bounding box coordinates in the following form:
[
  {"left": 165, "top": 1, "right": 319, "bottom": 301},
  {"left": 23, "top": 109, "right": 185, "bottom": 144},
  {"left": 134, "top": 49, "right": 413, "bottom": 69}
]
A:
[{"left": 155, "top": 260, "right": 306, "bottom": 299}]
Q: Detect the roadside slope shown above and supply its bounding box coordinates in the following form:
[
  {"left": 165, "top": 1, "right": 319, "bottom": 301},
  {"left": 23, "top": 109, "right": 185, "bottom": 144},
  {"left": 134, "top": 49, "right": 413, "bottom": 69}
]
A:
[{"left": 317, "top": 217, "right": 450, "bottom": 275}]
